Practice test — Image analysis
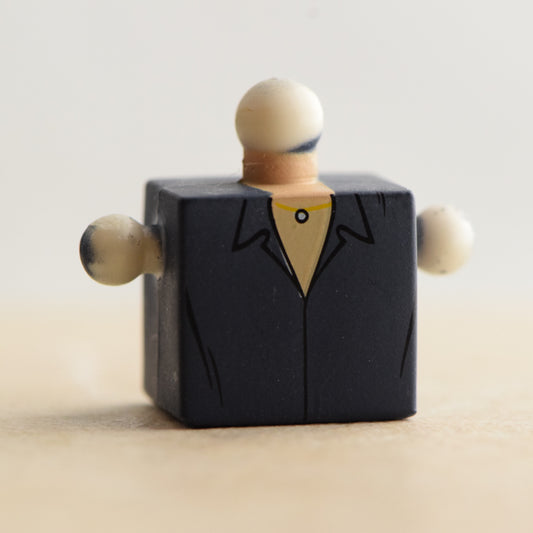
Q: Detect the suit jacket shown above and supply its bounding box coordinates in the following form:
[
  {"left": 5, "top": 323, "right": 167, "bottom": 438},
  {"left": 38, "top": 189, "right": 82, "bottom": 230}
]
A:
[{"left": 144, "top": 175, "right": 416, "bottom": 427}]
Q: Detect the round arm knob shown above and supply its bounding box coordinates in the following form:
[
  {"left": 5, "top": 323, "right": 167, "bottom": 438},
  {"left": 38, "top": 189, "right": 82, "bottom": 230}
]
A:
[
  {"left": 80, "top": 214, "right": 162, "bottom": 286},
  {"left": 417, "top": 205, "right": 474, "bottom": 275}
]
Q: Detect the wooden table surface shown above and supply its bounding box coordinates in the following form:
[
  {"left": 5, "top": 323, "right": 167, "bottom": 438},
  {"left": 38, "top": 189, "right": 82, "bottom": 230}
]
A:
[{"left": 1, "top": 299, "right": 532, "bottom": 532}]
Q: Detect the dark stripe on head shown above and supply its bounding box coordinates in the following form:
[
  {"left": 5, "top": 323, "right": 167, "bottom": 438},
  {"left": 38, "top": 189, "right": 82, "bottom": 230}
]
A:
[
  {"left": 287, "top": 135, "right": 321, "bottom": 153},
  {"left": 79, "top": 224, "right": 96, "bottom": 277}
]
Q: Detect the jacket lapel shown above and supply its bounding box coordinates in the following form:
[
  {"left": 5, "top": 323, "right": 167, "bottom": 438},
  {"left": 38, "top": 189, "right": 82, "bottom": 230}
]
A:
[
  {"left": 232, "top": 197, "right": 299, "bottom": 288},
  {"left": 232, "top": 192, "right": 375, "bottom": 296},
  {"left": 313, "top": 193, "right": 375, "bottom": 282}
]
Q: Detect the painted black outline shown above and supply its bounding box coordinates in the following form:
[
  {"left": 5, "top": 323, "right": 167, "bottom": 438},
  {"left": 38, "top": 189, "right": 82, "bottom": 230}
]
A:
[
  {"left": 400, "top": 310, "right": 415, "bottom": 378},
  {"left": 232, "top": 199, "right": 300, "bottom": 290},
  {"left": 302, "top": 301, "right": 309, "bottom": 422},
  {"left": 207, "top": 348, "right": 224, "bottom": 407},
  {"left": 232, "top": 200, "right": 265, "bottom": 251},
  {"left": 185, "top": 289, "right": 224, "bottom": 406},
  {"left": 267, "top": 200, "right": 306, "bottom": 298},
  {"left": 185, "top": 291, "right": 213, "bottom": 389},
  {"left": 306, "top": 194, "right": 337, "bottom": 296},
  {"left": 315, "top": 194, "right": 375, "bottom": 280},
  {"left": 185, "top": 290, "right": 213, "bottom": 389},
  {"left": 376, "top": 192, "right": 387, "bottom": 216},
  {"left": 295, "top": 209, "right": 309, "bottom": 224}
]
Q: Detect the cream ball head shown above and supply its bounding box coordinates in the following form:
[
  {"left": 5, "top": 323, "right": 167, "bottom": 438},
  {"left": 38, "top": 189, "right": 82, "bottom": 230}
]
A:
[
  {"left": 417, "top": 206, "right": 474, "bottom": 275},
  {"left": 235, "top": 78, "right": 324, "bottom": 153}
]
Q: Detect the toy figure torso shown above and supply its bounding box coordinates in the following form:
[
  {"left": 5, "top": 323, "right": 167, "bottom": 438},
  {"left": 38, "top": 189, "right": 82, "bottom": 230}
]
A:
[{"left": 144, "top": 175, "right": 417, "bottom": 427}]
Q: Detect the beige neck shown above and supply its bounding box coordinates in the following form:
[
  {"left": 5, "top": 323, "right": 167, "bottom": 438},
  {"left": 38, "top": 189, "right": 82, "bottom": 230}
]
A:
[
  {"left": 240, "top": 149, "right": 333, "bottom": 198},
  {"left": 240, "top": 149, "right": 318, "bottom": 187}
]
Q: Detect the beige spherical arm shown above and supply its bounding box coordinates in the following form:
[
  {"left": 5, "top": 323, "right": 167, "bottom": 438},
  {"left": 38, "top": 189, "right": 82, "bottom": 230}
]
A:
[
  {"left": 80, "top": 215, "right": 163, "bottom": 286},
  {"left": 417, "top": 206, "right": 474, "bottom": 275}
]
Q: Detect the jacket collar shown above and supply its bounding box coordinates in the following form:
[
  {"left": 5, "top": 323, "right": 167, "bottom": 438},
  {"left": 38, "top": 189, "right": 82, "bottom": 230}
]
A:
[{"left": 232, "top": 187, "right": 375, "bottom": 296}]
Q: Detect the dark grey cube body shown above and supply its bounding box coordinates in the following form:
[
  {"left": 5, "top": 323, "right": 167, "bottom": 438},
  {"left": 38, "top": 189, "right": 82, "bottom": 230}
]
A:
[{"left": 144, "top": 175, "right": 417, "bottom": 427}]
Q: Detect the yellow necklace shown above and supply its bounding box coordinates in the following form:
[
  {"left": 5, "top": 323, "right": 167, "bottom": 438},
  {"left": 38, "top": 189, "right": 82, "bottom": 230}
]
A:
[{"left": 273, "top": 200, "right": 332, "bottom": 224}]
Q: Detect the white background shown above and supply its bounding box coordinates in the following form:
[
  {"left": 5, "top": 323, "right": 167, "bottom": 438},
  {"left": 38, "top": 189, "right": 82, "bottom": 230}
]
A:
[{"left": 1, "top": 0, "right": 531, "bottom": 306}]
